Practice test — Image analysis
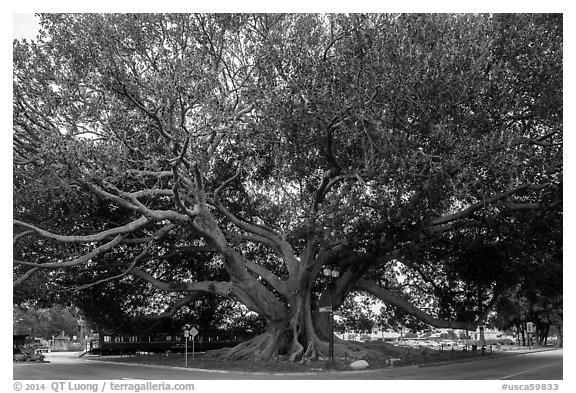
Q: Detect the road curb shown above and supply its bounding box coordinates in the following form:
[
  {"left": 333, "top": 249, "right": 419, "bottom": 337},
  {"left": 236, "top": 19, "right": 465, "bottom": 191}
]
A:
[
  {"left": 417, "top": 347, "right": 560, "bottom": 368},
  {"left": 81, "top": 347, "right": 560, "bottom": 376}
]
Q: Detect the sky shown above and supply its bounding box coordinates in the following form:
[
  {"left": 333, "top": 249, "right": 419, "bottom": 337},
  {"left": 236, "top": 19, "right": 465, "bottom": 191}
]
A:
[{"left": 13, "top": 13, "right": 41, "bottom": 41}]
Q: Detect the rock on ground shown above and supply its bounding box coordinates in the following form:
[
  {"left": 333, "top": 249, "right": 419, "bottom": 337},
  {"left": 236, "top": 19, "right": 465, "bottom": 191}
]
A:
[{"left": 349, "top": 360, "right": 369, "bottom": 370}]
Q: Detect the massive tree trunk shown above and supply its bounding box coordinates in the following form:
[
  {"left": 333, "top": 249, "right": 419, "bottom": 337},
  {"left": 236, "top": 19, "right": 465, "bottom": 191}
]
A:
[
  {"left": 205, "top": 284, "right": 323, "bottom": 362},
  {"left": 204, "top": 260, "right": 382, "bottom": 362}
]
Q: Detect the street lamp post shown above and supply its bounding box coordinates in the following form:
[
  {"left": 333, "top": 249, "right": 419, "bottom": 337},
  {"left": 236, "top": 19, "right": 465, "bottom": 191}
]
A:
[
  {"left": 323, "top": 267, "right": 340, "bottom": 368},
  {"left": 183, "top": 324, "right": 191, "bottom": 368}
]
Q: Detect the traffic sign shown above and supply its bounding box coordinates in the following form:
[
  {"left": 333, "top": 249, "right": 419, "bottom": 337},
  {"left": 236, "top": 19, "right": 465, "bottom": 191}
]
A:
[{"left": 189, "top": 327, "right": 199, "bottom": 338}]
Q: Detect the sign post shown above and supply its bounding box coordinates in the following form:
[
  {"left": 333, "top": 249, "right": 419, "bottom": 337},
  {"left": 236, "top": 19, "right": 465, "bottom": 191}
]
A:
[{"left": 189, "top": 327, "right": 199, "bottom": 360}]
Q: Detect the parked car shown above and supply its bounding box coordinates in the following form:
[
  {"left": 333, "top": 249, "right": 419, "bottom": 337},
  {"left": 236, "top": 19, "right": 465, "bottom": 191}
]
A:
[
  {"left": 424, "top": 340, "right": 440, "bottom": 348},
  {"left": 13, "top": 345, "right": 45, "bottom": 362}
]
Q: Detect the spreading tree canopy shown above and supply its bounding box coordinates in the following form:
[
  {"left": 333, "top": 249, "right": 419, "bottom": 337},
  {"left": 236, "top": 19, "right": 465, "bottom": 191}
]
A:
[{"left": 14, "top": 13, "right": 562, "bottom": 361}]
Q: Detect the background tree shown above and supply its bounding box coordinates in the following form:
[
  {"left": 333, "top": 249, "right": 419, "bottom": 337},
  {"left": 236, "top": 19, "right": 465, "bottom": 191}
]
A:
[
  {"left": 334, "top": 294, "right": 377, "bottom": 335},
  {"left": 379, "top": 304, "right": 430, "bottom": 337},
  {"left": 13, "top": 305, "right": 81, "bottom": 340},
  {"left": 14, "top": 13, "right": 562, "bottom": 362}
]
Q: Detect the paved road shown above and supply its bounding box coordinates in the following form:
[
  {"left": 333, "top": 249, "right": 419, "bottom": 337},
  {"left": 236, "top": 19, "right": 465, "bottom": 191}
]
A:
[{"left": 13, "top": 349, "right": 562, "bottom": 380}]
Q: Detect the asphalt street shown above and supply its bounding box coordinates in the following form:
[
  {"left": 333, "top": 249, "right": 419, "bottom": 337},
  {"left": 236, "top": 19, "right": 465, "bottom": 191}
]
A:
[{"left": 13, "top": 348, "right": 562, "bottom": 380}]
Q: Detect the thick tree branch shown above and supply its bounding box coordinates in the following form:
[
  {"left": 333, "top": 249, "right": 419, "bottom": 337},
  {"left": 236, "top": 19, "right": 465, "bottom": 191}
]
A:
[
  {"left": 13, "top": 267, "right": 39, "bottom": 286},
  {"left": 130, "top": 267, "right": 267, "bottom": 316},
  {"left": 430, "top": 183, "right": 551, "bottom": 227},
  {"left": 354, "top": 278, "right": 480, "bottom": 330},
  {"left": 396, "top": 258, "right": 443, "bottom": 293},
  {"left": 125, "top": 169, "right": 173, "bottom": 178},
  {"left": 232, "top": 233, "right": 281, "bottom": 254},
  {"left": 119, "top": 82, "right": 172, "bottom": 140},
  {"left": 146, "top": 293, "right": 203, "bottom": 319},
  {"left": 131, "top": 267, "right": 233, "bottom": 294},
  {"left": 86, "top": 182, "right": 191, "bottom": 222},
  {"left": 15, "top": 234, "right": 125, "bottom": 268},
  {"left": 501, "top": 201, "right": 541, "bottom": 211},
  {"left": 426, "top": 220, "right": 476, "bottom": 234},
  {"left": 313, "top": 171, "right": 359, "bottom": 213},
  {"left": 535, "top": 130, "right": 561, "bottom": 142},
  {"left": 213, "top": 167, "right": 287, "bottom": 248},
  {"left": 190, "top": 162, "right": 205, "bottom": 203},
  {"left": 62, "top": 242, "right": 154, "bottom": 291},
  {"left": 243, "top": 258, "right": 288, "bottom": 297},
  {"left": 160, "top": 245, "right": 218, "bottom": 259},
  {"left": 14, "top": 216, "right": 150, "bottom": 244},
  {"left": 121, "top": 223, "right": 178, "bottom": 244},
  {"left": 13, "top": 230, "right": 34, "bottom": 245}
]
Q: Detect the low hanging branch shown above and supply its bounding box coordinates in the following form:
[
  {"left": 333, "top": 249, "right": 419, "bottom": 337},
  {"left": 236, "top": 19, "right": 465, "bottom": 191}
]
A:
[
  {"left": 354, "top": 278, "right": 483, "bottom": 330},
  {"left": 142, "top": 292, "right": 204, "bottom": 320},
  {"left": 130, "top": 267, "right": 267, "bottom": 317}
]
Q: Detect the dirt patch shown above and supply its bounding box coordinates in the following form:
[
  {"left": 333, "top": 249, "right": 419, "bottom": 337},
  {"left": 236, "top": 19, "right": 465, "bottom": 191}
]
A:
[{"left": 88, "top": 352, "right": 347, "bottom": 372}]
